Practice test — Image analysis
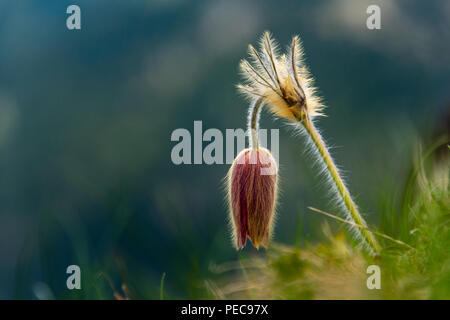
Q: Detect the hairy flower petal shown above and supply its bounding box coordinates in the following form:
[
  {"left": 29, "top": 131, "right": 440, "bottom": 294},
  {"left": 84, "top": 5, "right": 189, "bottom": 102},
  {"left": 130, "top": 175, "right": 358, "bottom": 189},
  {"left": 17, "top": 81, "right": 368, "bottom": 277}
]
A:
[{"left": 228, "top": 148, "right": 278, "bottom": 249}]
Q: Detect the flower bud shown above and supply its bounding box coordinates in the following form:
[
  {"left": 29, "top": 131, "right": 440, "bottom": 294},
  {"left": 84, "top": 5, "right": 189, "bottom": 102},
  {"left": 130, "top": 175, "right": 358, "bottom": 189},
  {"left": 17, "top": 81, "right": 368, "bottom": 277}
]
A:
[{"left": 227, "top": 148, "right": 278, "bottom": 249}]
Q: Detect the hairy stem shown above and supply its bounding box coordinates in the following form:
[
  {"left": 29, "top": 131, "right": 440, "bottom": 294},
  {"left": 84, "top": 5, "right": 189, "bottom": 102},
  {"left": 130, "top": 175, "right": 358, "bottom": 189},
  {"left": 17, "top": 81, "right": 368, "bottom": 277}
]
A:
[
  {"left": 302, "top": 117, "right": 381, "bottom": 254},
  {"left": 248, "top": 97, "right": 264, "bottom": 149}
]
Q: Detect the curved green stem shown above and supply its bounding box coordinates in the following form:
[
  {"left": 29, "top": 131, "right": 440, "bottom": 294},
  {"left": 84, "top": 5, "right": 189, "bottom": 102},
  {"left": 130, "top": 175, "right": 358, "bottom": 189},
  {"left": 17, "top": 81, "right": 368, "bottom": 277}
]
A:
[
  {"left": 302, "top": 117, "right": 381, "bottom": 254},
  {"left": 248, "top": 97, "right": 264, "bottom": 150}
]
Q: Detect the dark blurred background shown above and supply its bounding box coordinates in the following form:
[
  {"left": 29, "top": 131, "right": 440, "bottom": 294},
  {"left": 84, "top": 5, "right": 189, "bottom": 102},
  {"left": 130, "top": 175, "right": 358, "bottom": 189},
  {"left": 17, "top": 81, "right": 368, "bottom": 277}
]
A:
[{"left": 0, "top": 0, "right": 448, "bottom": 299}]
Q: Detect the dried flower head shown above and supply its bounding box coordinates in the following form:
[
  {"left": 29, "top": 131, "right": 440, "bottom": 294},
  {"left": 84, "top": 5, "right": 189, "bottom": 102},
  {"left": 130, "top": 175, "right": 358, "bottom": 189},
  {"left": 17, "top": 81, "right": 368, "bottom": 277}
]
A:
[
  {"left": 237, "top": 31, "right": 324, "bottom": 121},
  {"left": 227, "top": 148, "right": 278, "bottom": 249}
]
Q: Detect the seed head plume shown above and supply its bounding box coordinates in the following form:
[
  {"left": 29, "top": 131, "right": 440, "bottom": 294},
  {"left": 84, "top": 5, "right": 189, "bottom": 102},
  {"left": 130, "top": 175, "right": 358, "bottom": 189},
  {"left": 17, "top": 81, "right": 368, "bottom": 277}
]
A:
[
  {"left": 234, "top": 31, "right": 380, "bottom": 255},
  {"left": 238, "top": 32, "right": 324, "bottom": 122}
]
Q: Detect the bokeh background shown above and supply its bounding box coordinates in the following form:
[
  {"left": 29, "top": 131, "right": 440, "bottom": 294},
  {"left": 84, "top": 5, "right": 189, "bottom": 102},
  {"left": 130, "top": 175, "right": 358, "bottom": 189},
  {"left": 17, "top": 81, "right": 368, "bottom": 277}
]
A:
[{"left": 0, "top": 0, "right": 448, "bottom": 299}]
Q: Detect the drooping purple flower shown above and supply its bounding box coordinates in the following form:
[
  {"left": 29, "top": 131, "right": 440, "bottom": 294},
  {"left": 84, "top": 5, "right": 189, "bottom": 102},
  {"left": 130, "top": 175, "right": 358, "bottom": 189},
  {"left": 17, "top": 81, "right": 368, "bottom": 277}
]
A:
[{"left": 227, "top": 148, "right": 278, "bottom": 249}]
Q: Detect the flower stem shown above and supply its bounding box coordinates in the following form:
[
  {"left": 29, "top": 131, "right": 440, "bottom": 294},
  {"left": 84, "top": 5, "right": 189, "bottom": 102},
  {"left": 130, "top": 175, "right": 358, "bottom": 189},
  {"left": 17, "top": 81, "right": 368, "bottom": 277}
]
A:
[
  {"left": 302, "top": 117, "right": 381, "bottom": 254},
  {"left": 248, "top": 97, "right": 264, "bottom": 150}
]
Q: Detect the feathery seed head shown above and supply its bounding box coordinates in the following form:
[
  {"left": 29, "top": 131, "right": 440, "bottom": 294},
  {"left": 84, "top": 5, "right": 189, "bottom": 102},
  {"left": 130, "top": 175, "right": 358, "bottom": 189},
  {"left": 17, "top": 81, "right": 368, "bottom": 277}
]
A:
[
  {"left": 227, "top": 148, "right": 278, "bottom": 249},
  {"left": 238, "top": 32, "right": 324, "bottom": 122}
]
